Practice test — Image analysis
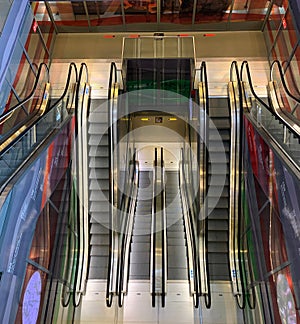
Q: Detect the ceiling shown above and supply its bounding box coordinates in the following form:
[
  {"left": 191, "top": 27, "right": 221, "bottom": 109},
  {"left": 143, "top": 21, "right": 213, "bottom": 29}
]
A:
[{"left": 31, "top": 0, "right": 280, "bottom": 33}]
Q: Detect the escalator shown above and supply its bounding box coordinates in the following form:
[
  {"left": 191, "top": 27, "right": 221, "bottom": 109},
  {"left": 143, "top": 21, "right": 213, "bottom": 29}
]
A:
[
  {"left": 0, "top": 62, "right": 78, "bottom": 189},
  {"left": 96, "top": 37, "right": 218, "bottom": 312},
  {"left": 165, "top": 170, "right": 188, "bottom": 281},
  {"left": 207, "top": 97, "right": 230, "bottom": 281},
  {"left": 87, "top": 98, "right": 110, "bottom": 280},
  {"left": 129, "top": 170, "right": 152, "bottom": 280},
  {"left": 0, "top": 62, "right": 90, "bottom": 323},
  {"left": 84, "top": 37, "right": 244, "bottom": 322},
  {"left": 227, "top": 59, "right": 300, "bottom": 323}
]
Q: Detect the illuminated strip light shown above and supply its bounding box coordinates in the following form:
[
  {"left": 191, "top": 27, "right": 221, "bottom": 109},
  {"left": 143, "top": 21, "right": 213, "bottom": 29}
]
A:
[
  {"left": 104, "top": 35, "right": 115, "bottom": 38},
  {"left": 178, "top": 34, "right": 189, "bottom": 37},
  {"left": 141, "top": 117, "right": 150, "bottom": 121},
  {"left": 129, "top": 34, "right": 140, "bottom": 38},
  {"left": 203, "top": 33, "right": 216, "bottom": 37},
  {"left": 168, "top": 117, "right": 177, "bottom": 121}
]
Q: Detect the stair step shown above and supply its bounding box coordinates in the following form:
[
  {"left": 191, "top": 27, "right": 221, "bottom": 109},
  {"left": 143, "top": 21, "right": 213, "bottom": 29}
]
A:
[
  {"left": 208, "top": 220, "right": 228, "bottom": 231},
  {"left": 208, "top": 241, "right": 228, "bottom": 253},
  {"left": 130, "top": 252, "right": 150, "bottom": 264},
  {"left": 90, "top": 245, "right": 109, "bottom": 256},
  {"left": 208, "top": 252, "right": 229, "bottom": 264},
  {"left": 208, "top": 231, "right": 228, "bottom": 242},
  {"left": 167, "top": 268, "right": 188, "bottom": 280},
  {"left": 91, "top": 223, "right": 110, "bottom": 234},
  {"left": 90, "top": 234, "right": 109, "bottom": 245},
  {"left": 208, "top": 264, "right": 229, "bottom": 280}
]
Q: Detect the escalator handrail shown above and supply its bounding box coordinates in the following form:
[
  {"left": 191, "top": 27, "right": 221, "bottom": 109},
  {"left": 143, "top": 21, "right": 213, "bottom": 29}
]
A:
[
  {"left": 73, "top": 62, "right": 90, "bottom": 307},
  {"left": 270, "top": 60, "right": 300, "bottom": 104},
  {"left": 240, "top": 60, "right": 299, "bottom": 140},
  {"left": 151, "top": 148, "right": 157, "bottom": 307},
  {"left": 150, "top": 148, "right": 167, "bottom": 307},
  {"left": 106, "top": 62, "right": 119, "bottom": 307},
  {"left": 198, "top": 61, "right": 211, "bottom": 308},
  {"left": 108, "top": 62, "right": 118, "bottom": 100},
  {"left": 48, "top": 62, "right": 78, "bottom": 111},
  {"left": 229, "top": 61, "right": 246, "bottom": 309},
  {"left": 232, "top": 60, "right": 257, "bottom": 309},
  {"left": 0, "top": 62, "right": 78, "bottom": 195},
  {"left": 74, "top": 63, "right": 89, "bottom": 135},
  {"left": 179, "top": 149, "right": 200, "bottom": 308},
  {"left": 0, "top": 62, "right": 50, "bottom": 122},
  {"left": 161, "top": 148, "right": 167, "bottom": 307},
  {"left": 0, "top": 62, "right": 77, "bottom": 155},
  {"left": 117, "top": 158, "right": 139, "bottom": 307}
]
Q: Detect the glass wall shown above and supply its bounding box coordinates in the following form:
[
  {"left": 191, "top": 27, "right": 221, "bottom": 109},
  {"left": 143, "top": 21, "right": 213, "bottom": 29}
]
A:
[
  {"left": 242, "top": 118, "right": 300, "bottom": 323},
  {"left": 0, "top": 0, "right": 13, "bottom": 34},
  {"left": 31, "top": 0, "right": 273, "bottom": 31},
  {"left": 263, "top": 0, "right": 300, "bottom": 106},
  {"left": 0, "top": 3, "right": 55, "bottom": 115},
  {"left": 0, "top": 119, "right": 75, "bottom": 323}
]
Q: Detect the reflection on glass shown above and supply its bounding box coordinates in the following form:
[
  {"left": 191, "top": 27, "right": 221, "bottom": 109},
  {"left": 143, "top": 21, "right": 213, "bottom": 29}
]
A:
[
  {"left": 28, "top": 203, "right": 54, "bottom": 269},
  {"left": 15, "top": 264, "right": 48, "bottom": 324},
  {"left": 195, "top": 0, "right": 230, "bottom": 24},
  {"left": 268, "top": 267, "right": 300, "bottom": 323},
  {"left": 160, "top": 0, "right": 192, "bottom": 24},
  {"left": 12, "top": 53, "right": 36, "bottom": 101},
  {"left": 269, "top": 1, "right": 287, "bottom": 32},
  {"left": 276, "top": 273, "right": 297, "bottom": 324},
  {"left": 230, "top": 0, "right": 270, "bottom": 21},
  {"left": 125, "top": 0, "right": 157, "bottom": 23},
  {"left": 0, "top": 0, "right": 12, "bottom": 33},
  {"left": 48, "top": 1, "right": 89, "bottom": 27},
  {"left": 285, "top": 48, "right": 300, "bottom": 118}
]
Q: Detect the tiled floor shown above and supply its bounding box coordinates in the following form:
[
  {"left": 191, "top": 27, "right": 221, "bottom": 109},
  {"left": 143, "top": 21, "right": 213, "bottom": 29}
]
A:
[{"left": 72, "top": 280, "right": 243, "bottom": 324}]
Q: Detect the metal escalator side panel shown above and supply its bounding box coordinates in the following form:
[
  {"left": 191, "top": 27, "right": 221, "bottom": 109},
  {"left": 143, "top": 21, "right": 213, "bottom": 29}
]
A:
[
  {"left": 106, "top": 62, "right": 121, "bottom": 306},
  {"left": 179, "top": 150, "right": 200, "bottom": 308},
  {"left": 118, "top": 160, "right": 139, "bottom": 307},
  {"left": 228, "top": 80, "right": 246, "bottom": 308},
  {"left": 150, "top": 148, "right": 157, "bottom": 307},
  {"left": 160, "top": 148, "right": 167, "bottom": 307},
  {"left": 197, "top": 68, "right": 211, "bottom": 307}
]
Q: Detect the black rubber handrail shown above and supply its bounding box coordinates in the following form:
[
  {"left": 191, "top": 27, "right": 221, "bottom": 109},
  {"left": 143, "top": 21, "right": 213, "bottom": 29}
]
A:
[
  {"left": 118, "top": 157, "right": 139, "bottom": 307},
  {"left": 240, "top": 61, "right": 299, "bottom": 140},
  {"left": 49, "top": 62, "right": 78, "bottom": 111},
  {"left": 0, "top": 62, "right": 77, "bottom": 157},
  {"left": 180, "top": 149, "right": 200, "bottom": 308},
  {"left": 229, "top": 61, "right": 247, "bottom": 310},
  {"left": 151, "top": 148, "right": 157, "bottom": 307},
  {"left": 108, "top": 62, "right": 118, "bottom": 101},
  {"left": 73, "top": 62, "right": 89, "bottom": 308},
  {"left": 199, "top": 61, "right": 211, "bottom": 309},
  {"left": 270, "top": 60, "right": 300, "bottom": 104},
  {"left": 117, "top": 153, "right": 132, "bottom": 307},
  {"left": 232, "top": 61, "right": 259, "bottom": 309},
  {"left": 161, "top": 147, "right": 166, "bottom": 308},
  {"left": 0, "top": 62, "right": 49, "bottom": 122},
  {"left": 106, "top": 61, "right": 118, "bottom": 307},
  {"left": 0, "top": 62, "right": 78, "bottom": 195},
  {"left": 0, "top": 63, "right": 50, "bottom": 153}
]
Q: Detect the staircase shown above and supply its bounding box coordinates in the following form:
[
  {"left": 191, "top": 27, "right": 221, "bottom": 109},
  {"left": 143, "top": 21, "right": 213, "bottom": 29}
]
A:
[
  {"left": 129, "top": 171, "right": 152, "bottom": 280},
  {"left": 88, "top": 99, "right": 110, "bottom": 280},
  {"left": 207, "top": 97, "right": 230, "bottom": 281},
  {"left": 165, "top": 170, "right": 188, "bottom": 280}
]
